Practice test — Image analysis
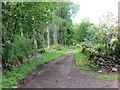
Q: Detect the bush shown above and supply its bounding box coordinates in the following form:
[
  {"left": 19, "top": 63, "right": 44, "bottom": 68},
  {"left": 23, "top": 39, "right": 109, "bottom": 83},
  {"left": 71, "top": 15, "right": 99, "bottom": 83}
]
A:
[
  {"left": 94, "top": 44, "right": 105, "bottom": 53},
  {"left": 48, "top": 44, "right": 63, "bottom": 50},
  {"left": 37, "top": 48, "right": 45, "bottom": 54},
  {"left": 13, "top": 35, "right": 35, "bottom": 60},
  {"left": 2, "top": 41, "right": 14, "bottom": 69},
  {"left": 2, "top": 35, "right": 35, "bottom": 69}
]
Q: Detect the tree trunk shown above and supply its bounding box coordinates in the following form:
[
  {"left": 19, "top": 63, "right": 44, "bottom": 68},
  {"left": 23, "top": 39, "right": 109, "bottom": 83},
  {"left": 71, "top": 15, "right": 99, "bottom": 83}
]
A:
[
  {"left": 34, "top": 39, "right": 37, "bottom": 51},
  {"left": 59, "top": 26, "right": 63, "bottom": 45},
  {"left": 53, "top": 25, "right": 58, "bottom": 45},
  {"left": 33, "top": 28, "right": 37, "bottom": 51},
  {"left": 42, "top": 31, "right": 45, "bottom": 49},
  {"left": 20, "top": 23, "right": 23, "bottom": 36},
  {"left": 52, "top": 12, "right": 58, "bottom": 45},
  {"left": 46, "top": 27, "right": 50, "bottom": 48}
]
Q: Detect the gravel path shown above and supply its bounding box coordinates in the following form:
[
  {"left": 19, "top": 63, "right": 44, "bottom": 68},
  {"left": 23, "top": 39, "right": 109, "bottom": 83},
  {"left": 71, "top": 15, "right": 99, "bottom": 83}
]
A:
[{"left": 19, "top": 50, "right": 118, "bottom": 88}]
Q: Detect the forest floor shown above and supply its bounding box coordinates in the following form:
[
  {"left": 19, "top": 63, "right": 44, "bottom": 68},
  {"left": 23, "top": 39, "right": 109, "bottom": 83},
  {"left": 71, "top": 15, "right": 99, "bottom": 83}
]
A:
[{"left": 18, "top": 49, "right": 118, "bottom": 88}]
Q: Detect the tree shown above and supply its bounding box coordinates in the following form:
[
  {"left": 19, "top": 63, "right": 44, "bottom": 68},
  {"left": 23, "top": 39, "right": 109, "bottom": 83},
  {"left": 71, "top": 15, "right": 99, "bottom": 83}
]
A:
[
  {"left": 2, "top": 1, "right": 79, "bottom": 69},
  {"left": 73, "top": 19, "right": 93, "bottom": 43}
]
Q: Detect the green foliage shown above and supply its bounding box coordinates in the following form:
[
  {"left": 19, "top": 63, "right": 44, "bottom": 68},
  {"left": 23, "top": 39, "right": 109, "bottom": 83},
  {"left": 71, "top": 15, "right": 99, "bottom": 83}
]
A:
[
  {"left": 94, "top": 44, "right": 105, "bottom": 53},
  {"left": 13, "top": 35, "right": 34, "bottom": 60},
  {"left": 2, "top": 2, "right": 79, "bottom": 70},
  {"left": 83, "top": 13, "right": 118, "bottom": 55},
  {"left": 73, "top": 19, "right": 93, "bottom": 43},
  {"left": 2, "top": 35, "right": 35, "bottom": 69},
  {"left": 76, "top": 14, "right": 120, "bottom": 71},
  {"left": 2, "top": 41, "right": 14, "bottom": 66}
]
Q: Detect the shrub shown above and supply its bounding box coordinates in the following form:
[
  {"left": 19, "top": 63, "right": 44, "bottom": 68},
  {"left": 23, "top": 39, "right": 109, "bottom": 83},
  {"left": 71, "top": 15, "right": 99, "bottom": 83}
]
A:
[
  {"left": 2, "top": 41, "right": 14, "bottom": 69},
  {"left": 2, "top": 35, "right": 35, "bottom": 69},
  {"left": 94, "top": 44, "right": 105, "bottom": 53},
  {"left": 48, "top": 44, "right": 63, "bottom": 50},
  {"left": 13, "top": 35, "right": 35, "bottom": 60},
  {"left": 37, "top": 48, "right": 45, "bottom": 54}
]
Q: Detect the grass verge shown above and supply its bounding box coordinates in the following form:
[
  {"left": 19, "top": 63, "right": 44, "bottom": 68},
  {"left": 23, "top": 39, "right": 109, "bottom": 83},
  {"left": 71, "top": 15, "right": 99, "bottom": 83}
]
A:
[
  {"left": 75, "top": 48, "right": 118, "bottom": 79},
  {"left": 2, "top": 47, "right": 69, "bottom": 88},
  {"left": 80, "top": 70, "right": 119, "bottom": 79},
  {"left": 75, "top": 48, "right": 90, "bottom": 70},
  {"left": 61, "top": 48, "right": 74, "bottom": 61}
]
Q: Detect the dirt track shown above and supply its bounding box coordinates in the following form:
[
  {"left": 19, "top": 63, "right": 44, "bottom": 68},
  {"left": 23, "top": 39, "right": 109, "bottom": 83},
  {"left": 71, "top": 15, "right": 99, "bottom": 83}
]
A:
[{"left": 19, "top": 50, "right": 118, "bottom": 88}]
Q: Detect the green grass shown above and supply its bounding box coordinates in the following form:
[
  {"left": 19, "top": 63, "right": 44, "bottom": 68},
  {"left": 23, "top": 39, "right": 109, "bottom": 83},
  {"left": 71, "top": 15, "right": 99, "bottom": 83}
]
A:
[
  {"left": 80, "top": 70, "right": 119, "bottom": 79},
  {"left": 75, "top": 48, "right": 90, "bottom": 70},
  {"left": 45, "top": 44, "right": 63, "bottom": 51},
  {"left": 61, "top": 48, "right": 74, "bottom": 61},
  {"left": 91, "top": 74, "right": 119, "bottom": 79},
  {"left": 2, "top": 47, "right": 69, "bottom": 88},
  {"left": 66, "top": 48, "right": 73, "bottom": 56},
  {"left": 75, "top": 48, "right": 119, "bottom": 79}
]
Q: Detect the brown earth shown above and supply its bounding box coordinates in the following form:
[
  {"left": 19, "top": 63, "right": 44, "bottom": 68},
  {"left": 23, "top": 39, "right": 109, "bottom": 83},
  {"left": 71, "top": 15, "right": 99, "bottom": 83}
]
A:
[{"left": 18, "top": 50, "right": 119, "bottom": 88}]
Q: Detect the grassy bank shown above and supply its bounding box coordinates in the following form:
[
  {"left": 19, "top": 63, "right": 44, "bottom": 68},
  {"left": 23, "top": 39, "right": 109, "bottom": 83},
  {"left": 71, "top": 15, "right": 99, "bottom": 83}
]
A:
[
  {"left": 75, "top": 48, "right": 118, "bottom": 79},
  {"left": 80, "top": 70, "right": 119, "bottom": 79},
  {"left": 2, "top": 47, "right": 69, "bottom": 88},
  {"left": 75, "top": 48, "right": 90, "bottom": 70},
  {"left": 61, "top": 48, "right": 74, "bottom": 61}
]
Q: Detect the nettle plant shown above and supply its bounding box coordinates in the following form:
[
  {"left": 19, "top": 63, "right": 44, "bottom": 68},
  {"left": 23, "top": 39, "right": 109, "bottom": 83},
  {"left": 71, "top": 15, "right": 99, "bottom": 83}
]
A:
[{"left": 84, "top": 13, "right": 119, "bottom": 54}]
